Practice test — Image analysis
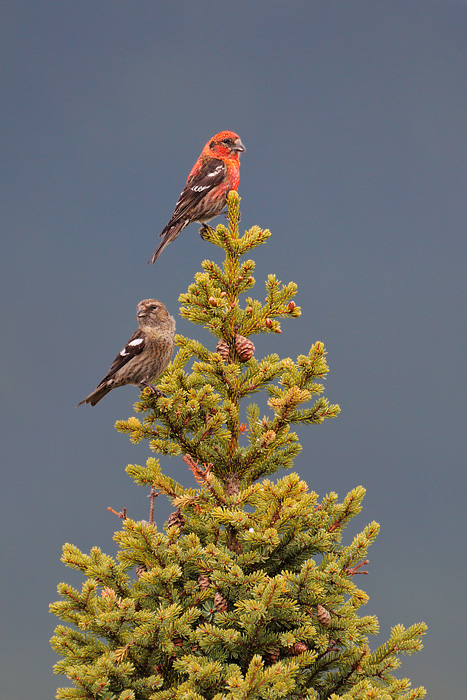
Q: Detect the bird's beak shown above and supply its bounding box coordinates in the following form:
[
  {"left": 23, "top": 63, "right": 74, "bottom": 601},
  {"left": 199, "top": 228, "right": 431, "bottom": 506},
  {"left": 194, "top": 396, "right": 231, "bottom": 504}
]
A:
[
  {"left": 233, "top": 139, "right": 246, "bottom": 153},
  {"left": 137, "top": 307, "right": 147, "bottom": 318}
]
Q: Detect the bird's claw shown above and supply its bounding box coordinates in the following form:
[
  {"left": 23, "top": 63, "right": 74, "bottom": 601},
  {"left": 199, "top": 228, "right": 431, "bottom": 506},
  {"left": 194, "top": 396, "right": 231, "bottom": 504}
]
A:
[
  {"left": 200, "top": 224, "right": 215, "bottom": 241},
  {"left": 141, "top": 383, "right": 166, "bottom": 398}
]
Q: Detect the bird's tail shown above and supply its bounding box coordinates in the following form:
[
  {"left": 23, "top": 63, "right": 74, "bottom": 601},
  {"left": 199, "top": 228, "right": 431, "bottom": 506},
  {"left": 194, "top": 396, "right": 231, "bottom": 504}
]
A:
[
  {"left": 77, "top": 384, "right": 112, "bottom": 407},
  {"left": 148, "top": 221, "right": 186, "bottom": 264}
]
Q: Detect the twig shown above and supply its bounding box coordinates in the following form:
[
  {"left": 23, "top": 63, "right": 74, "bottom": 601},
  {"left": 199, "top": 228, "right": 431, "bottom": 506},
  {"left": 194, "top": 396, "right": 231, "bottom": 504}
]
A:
[
  {"left": 148, "top": 486, "right": 161, "bottom": 524},
  {"left": 108, "top": 506, "right": 127, "bottom": 519},
  {"left": 344, "top": 560, "right": 369, "bottom": 576}
]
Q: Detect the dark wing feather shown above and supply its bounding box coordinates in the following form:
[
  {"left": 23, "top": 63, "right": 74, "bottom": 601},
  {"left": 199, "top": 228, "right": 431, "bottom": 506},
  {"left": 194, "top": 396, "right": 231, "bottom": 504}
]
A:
[
  {"left": 161, "top": 157, "right": 226, "bottom": 234},
  {"left": 99, "top": 329, "right": 146, "bottom": 382}
]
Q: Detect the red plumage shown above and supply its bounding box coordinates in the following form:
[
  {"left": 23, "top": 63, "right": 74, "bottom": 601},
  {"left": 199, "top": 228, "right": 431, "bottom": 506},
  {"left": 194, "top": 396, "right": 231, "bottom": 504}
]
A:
[{"left": 149, "top": 131, "right": 246, "bottom": 264}]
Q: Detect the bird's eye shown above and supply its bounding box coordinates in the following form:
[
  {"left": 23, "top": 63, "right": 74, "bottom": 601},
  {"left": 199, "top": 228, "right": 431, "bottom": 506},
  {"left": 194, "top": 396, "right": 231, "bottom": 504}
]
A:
[
  {"left": 222, "top": 138, "right": 233, "bottom": 146},
  {"left": 150, "top": 304, "right": 158, "bottom": 311}
]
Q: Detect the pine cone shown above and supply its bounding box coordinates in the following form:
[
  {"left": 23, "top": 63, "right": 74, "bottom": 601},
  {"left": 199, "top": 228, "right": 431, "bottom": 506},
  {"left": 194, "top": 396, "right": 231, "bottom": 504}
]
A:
[
  {"left": 135, "top": 564, "right": 147, "bottom": 580},
  {"left": 198, "top": 574, "right": 210, "bottom": 590},
  {"left": 291, "top": 641, "right": 308, "bottom": 655},
  {"left": 214, "top": 590, "right": 227, "bottom": 612},
  {"left": 216, "top": 339, "right": 230, "bottom": 362},
  {"left": 235, "top": 334, "right": 255, "bottom": 362},
  {"left": 317, "top": 604, "right": 331, "bottom": 627},
  {"left": 167, "top": 508, "right": 186, "bottom": 530},
  {"left": 264, "top": 647, "right": 280, "bottom": 664}
]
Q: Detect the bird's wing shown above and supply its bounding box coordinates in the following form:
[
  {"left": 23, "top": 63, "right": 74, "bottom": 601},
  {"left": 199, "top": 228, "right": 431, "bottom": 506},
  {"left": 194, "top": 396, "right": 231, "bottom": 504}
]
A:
[
  {"left": 161, "top": 157, "right": 227, "bottom": 234},
  {"left": 100, "top": 329, "right": 146, "bottom": 382}
]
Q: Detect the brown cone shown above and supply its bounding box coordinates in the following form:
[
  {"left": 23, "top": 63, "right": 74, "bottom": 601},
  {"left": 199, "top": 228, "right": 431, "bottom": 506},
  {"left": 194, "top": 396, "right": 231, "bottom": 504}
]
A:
[
  {"left": 198, "top": 574, "right": 210, "bottom": 590},
  {"left": 214, "top": 590, "right": 227, "bottom": 612},
  {"left": 235, "top": 335, "right": 255, "bottom": 362},
  {"left": 317, "top": 604, "right": 331, "bottom": 627},
  {"left": 167, "top": 508, "right": 186, "bottom": 530},
  {"left": 216, "top": 339, "right": 230, "bottom": 362},
  {"left": 264, "top": 647, "right": 280, "bottom": 664}
]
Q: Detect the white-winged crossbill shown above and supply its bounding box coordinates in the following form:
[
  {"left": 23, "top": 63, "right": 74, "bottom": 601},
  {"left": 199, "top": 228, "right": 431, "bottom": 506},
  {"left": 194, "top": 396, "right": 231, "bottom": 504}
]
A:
[
  {"left": 78, "top": 299, "right": 175, "bottom": 406},
  {"left": 148, "top": 131, "right": 245, "bottom": 264}
]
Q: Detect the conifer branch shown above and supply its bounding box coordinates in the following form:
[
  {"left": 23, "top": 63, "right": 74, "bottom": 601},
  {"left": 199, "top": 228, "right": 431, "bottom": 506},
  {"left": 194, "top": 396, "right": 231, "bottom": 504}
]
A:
[{"left": 183, "top": 454, "right": 226, "bottom": 505}]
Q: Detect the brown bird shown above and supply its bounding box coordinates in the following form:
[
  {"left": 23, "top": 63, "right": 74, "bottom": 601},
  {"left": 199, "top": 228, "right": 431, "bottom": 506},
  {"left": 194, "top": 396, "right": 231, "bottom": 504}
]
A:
[{"left": 78, "top": 299, "right": 175, "bottom": 406}]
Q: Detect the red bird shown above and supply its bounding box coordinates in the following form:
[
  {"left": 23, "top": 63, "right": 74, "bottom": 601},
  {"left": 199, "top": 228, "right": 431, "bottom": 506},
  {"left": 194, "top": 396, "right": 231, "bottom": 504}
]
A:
[{"left": 149, "top": 131, "right": 246, "bottom": 264}]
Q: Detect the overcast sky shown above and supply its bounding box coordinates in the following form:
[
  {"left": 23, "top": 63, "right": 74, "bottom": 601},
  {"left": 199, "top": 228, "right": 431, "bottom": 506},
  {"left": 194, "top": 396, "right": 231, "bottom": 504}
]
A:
[{"left": 1, "top": 2, "right": 466, "bottom": 698}]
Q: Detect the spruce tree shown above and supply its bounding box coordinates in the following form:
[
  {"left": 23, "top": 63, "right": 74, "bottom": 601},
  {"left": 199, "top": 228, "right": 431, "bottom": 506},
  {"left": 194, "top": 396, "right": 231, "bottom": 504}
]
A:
[{"left": 51, "top": 193, "right": 426, "bottom": 699}]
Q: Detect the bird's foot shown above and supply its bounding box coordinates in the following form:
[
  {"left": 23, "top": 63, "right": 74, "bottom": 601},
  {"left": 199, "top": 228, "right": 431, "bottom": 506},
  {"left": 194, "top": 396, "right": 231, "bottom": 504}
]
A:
[
  {"left": 140, "top": 383, "right": 166, "bottom": 398},
  {"left": 200, "top": 224, "right": 215, "bottom": 241}
]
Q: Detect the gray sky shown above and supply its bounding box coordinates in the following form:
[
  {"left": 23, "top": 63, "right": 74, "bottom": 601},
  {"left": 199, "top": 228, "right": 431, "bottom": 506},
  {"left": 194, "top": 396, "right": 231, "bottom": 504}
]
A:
[{"left": 1, "top": 2, "right": 466, "bottom": 698}]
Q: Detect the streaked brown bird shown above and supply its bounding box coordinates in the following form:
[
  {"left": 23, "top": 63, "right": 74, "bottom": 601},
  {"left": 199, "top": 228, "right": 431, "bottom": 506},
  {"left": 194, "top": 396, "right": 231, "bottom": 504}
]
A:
[{"left": 78, "top": 299, "right": 175, "bottom": 406}]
